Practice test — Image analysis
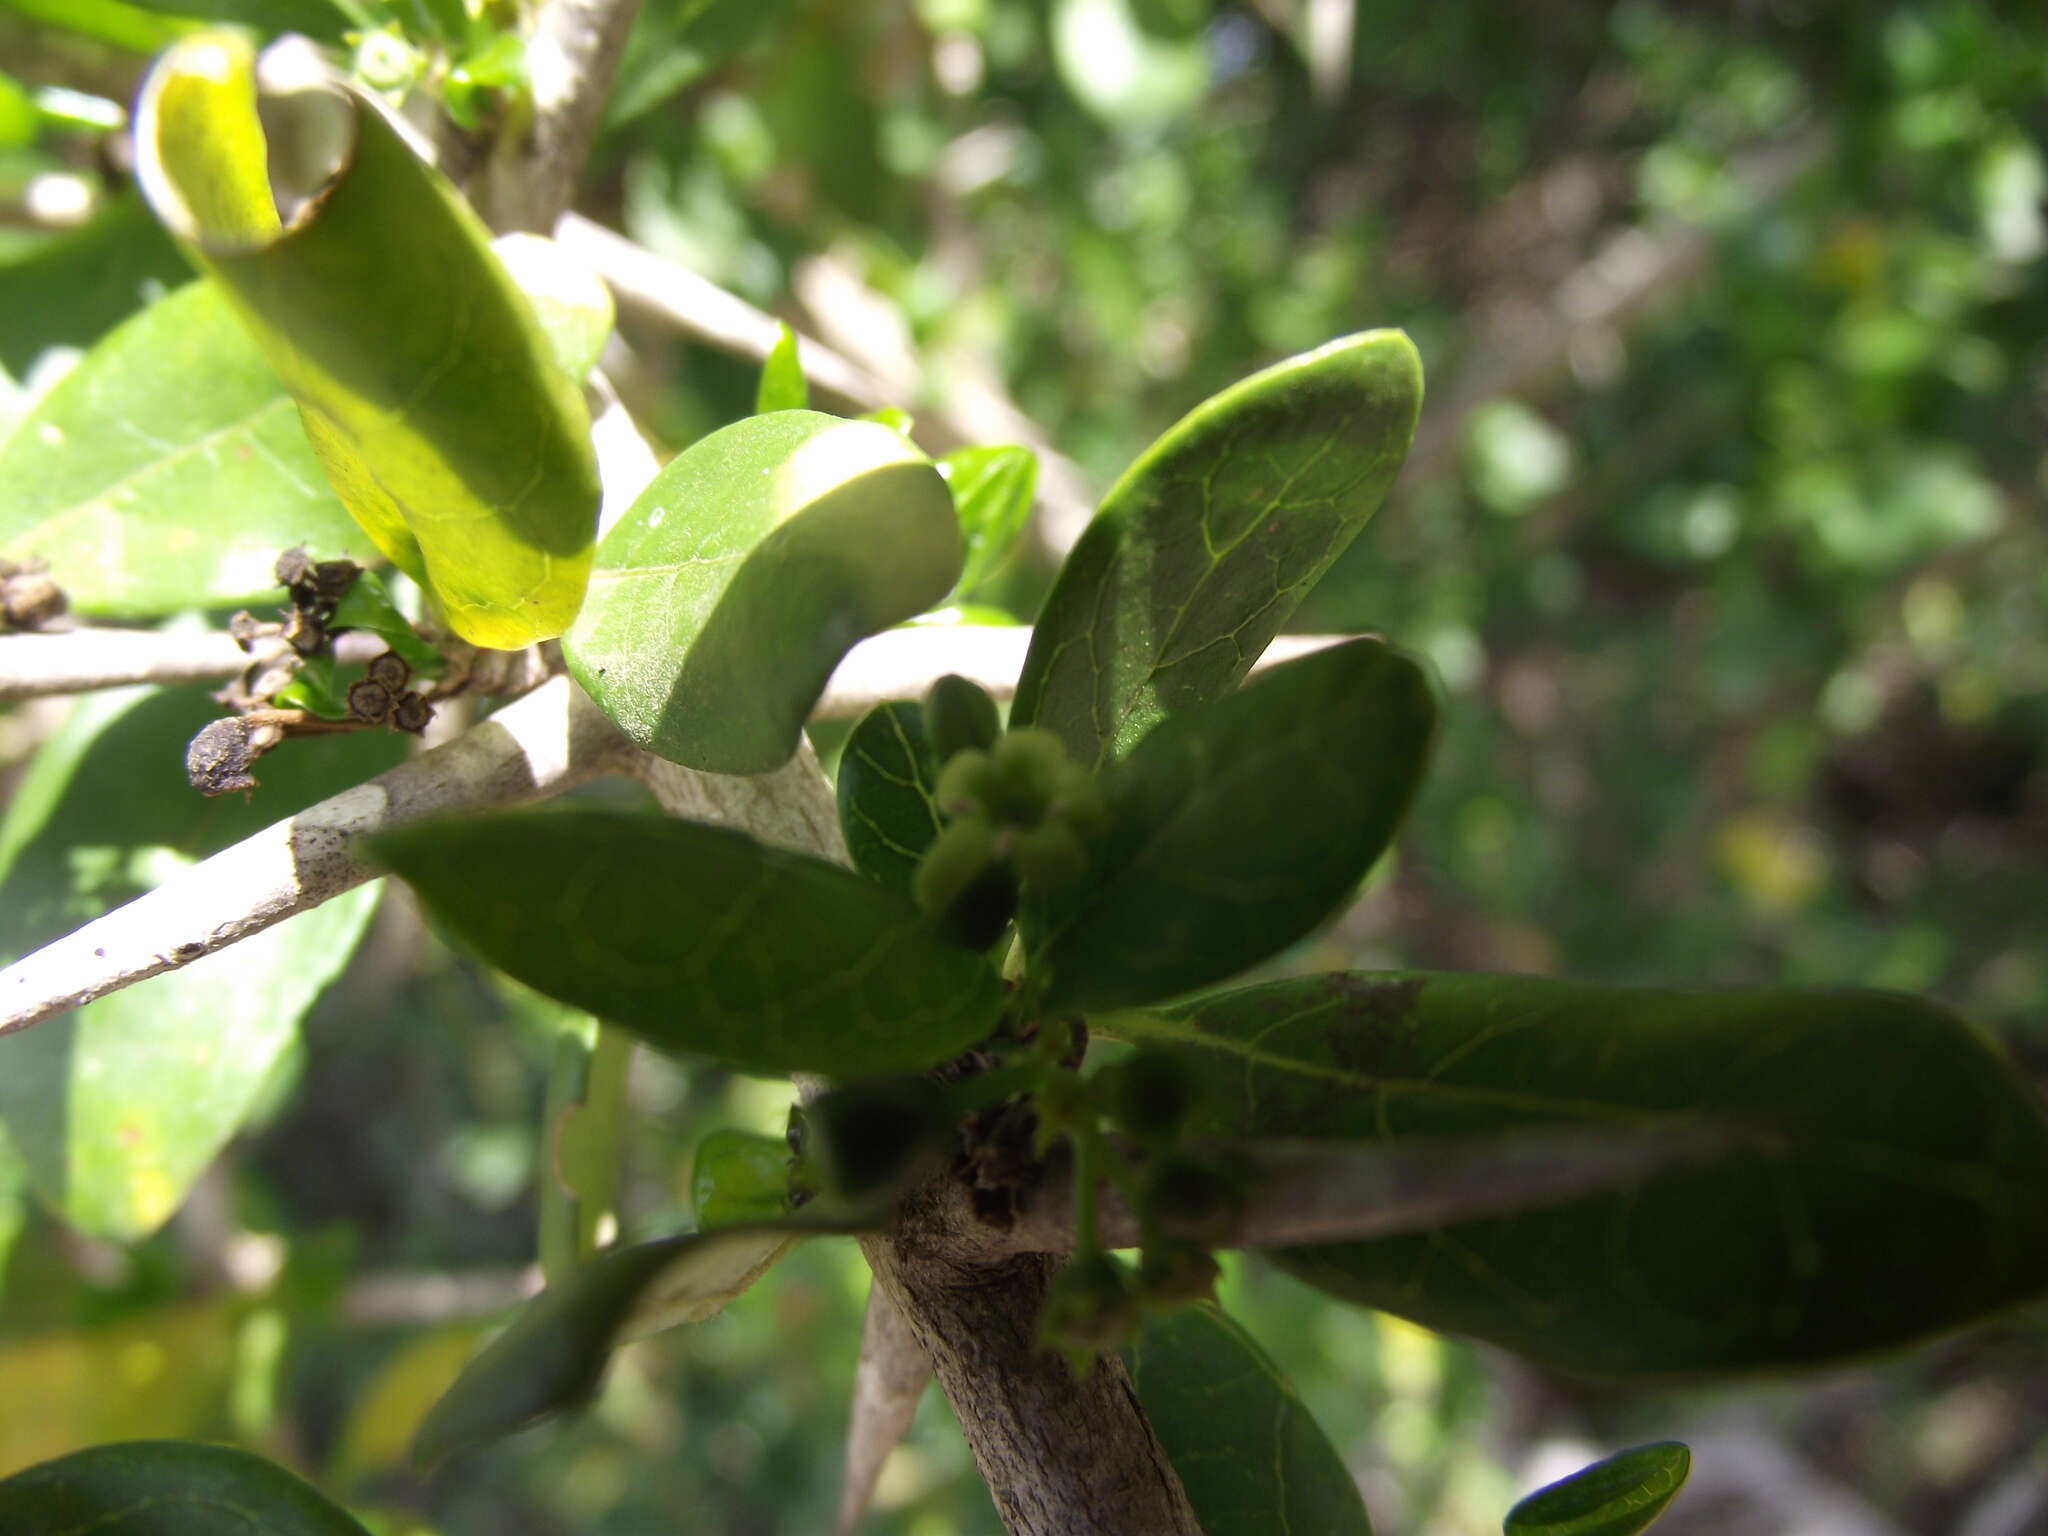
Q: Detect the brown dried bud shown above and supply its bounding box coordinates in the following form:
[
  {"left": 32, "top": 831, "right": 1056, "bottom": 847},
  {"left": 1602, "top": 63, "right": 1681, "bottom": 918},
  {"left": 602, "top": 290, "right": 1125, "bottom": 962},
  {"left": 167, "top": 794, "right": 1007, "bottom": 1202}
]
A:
[
  {"left": 391, "top": 691, "right": 434, "bottom": 734},
  {"left": 346, "top": 679, "right": 394, "bottom": 723},
  {"left": 1, "top": 567, "right": 67, "bottom": 629},
  {"left": 228, "top": 611, "right": 272, "bottom": 651},
  {"left": 273, "top": 545, "right": 314, "bottom": 590},
  {"left": 364, "top": 650, "right": 412, "bottom": 693},
  {"left": 308, "top": 558, "right": 359, "bottom": 604},
  {"left": 186, "top": 717, "right": 260, "bottom": 796},
  {"left": 281, "top": 607, "right": 326, "bottom": 656}
]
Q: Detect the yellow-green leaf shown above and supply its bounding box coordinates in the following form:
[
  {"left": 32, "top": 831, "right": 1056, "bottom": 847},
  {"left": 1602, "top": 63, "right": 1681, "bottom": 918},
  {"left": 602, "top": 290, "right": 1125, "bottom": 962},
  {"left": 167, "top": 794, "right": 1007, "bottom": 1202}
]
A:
[{"left": 133, "top": 32, "right": 600, "bottom": 648}]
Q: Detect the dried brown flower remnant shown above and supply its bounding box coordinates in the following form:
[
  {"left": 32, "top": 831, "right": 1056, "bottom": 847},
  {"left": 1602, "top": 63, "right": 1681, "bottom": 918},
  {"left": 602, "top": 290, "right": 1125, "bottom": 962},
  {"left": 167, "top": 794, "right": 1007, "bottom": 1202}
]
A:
[
  {"left": 185, "top": 715, "right": 284, "bottom": 796},
  {"left": 0, "top": 558, "right": 68, "bottom": 631}
]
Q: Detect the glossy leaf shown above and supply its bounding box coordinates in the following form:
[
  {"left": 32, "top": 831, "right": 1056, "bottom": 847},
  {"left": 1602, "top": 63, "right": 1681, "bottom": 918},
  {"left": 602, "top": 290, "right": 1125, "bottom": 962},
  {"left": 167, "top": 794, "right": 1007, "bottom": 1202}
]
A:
[
  {"left": 756, "top": 322, "right": 808, "bottom": 412},
  {"left": 134, "top": 33, "right": 599, "bottom": 648},
  {"left": 837, "top": 701, "right": 944, "bottom": 895},
  {"left": 1129, "top": 1303, "right": 1373, "bottom": 1536},
  {"left": 1012, "top": 330, "right": 1422, "bottom": 766},
  {"left": 563, "top": 410, "right": 961, "bottom": 773},
  {"left": 1505, "top": 1443, "right": 1691, "bottom": 1536},
  {"left": 692, "top": 1129, "right": 792, "bottom": 1227},
  {"left": 0, "top": 279, "right": 373, "bottom": 615},
  {"left": 0, "top": 1441, "right": 370, "bottom": 1534},
  {"left": 491, "top": 232, "right": 615, "bottom": 385},
  {"left": 1108, "top": 973, "right": 2048, "bottom": 1377},
  {"left": 370, "top": 811, "right": 1004, "bottom": 1078},
  {"left": 416, "top": 1224, "right": 831, "bottom": 1465},
  {"left": 0, "top": 684, "right": 404, "bottom": 1240},
  {"left": 1030, "top": 639, "right": 1434, "bottom": 1012},
  {"left": 941, "top": 444, "right": 1037, "bottom": 599},
  {"left": 0, "top": 200, "right": 189, "bottom": 378}
]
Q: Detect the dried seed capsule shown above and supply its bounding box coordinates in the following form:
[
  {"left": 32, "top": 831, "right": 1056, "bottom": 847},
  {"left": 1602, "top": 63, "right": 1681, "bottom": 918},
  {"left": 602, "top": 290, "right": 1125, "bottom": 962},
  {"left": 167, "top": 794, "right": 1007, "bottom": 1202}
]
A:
[
  {"left": 923, "top": 673, "right": 1002, "bottom": 763},
  {"left": 391, "top": 691, "right": 434, "bottom": 734},
  {"left": 364, "top": 650, "right": 412, "bottom": 693},
  {"left": 0, "top": 566, "right": 66, "bottom": 629},
  {"left": 345, "top": 678, "right": 395, "bottom": 724},
  {"left": 185, "top": 717, "right": 264, "bottom": 795},
  {"left": 273, "top": 545, "right": 314, "bottom": 590}
]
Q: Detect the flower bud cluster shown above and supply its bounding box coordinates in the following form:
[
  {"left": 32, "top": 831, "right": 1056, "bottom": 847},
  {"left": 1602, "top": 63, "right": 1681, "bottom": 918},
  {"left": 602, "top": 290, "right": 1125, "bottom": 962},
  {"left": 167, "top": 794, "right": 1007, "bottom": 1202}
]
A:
[{"left": 910, "top": 676, "right": 1110, "bottom": 949}]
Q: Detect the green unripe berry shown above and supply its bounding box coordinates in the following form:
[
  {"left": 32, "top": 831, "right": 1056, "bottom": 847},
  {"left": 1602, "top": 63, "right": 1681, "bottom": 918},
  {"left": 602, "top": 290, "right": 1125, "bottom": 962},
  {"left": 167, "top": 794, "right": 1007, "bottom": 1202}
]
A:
[
  {"left": 923, "top": 674, "right": 1002, "bottom": 763},
  {"left": 913, "top": 815, "right": 998, "bottom": 915},
  {"left": 809, "top": 1077, "right": 953, "bottom": 1201},
  {"left": 1038, "top": 1251, "right": 1139, "bottom": 1357},
  {"left": 1138, "top": 1239, "right": 1219, "bottom": 1311},
  {"left": 1049, "top": 765, "right": 1110, "bottom": 840},
  {"left": 1012, "top": 821, "right": 1090, "bottom": 890},
  {"left": 1146, "top": 1156, "right": 1245, "bottom": 1244},
  {"left": 1096, "top": 1049, "right": 1194, "bottom": 1141},
  {"left": 913, "top": 816, "right": 1019, "bottom": 947},
  {"left": 934, "top": 749, "right": 996, "bottom": 819}
]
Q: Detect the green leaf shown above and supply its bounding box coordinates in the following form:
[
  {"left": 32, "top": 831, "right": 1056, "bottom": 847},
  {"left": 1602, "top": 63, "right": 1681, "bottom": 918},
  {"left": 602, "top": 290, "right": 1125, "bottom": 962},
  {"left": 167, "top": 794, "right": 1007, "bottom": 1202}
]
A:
[
  {"left": 416, "top": 1223, "right": 837, "bottom": 1466},
  {"left": 1106, "top": 973, "right": 2048, "bottom": 1377},
  {"left": 134, "top": 32, "right": 599, "bottom": 648},
  {"left": 0, "top": 1441, "right": 370, "bottom": 1534},
  {"left": 941, "top": 444, "right": 1037, "bottom": 599},
  {"left": 692, "top": 1128, "right": 792, "bottom": 1227},
  {"left": 563, "top": 411, "right": 961, "bottom": 773},
  {"left": 837, "top": 702, "right": 944, "bottom": 896},
  {"left": 1129, "top": 1303, "right": 1374, "bottom": 1536},
  {"left": 0, "top": 197, "right": 189, "bottom": 377},
  {"left": 756, "top": 322, "right": 808, "bottom": 413},
  {"left": 0, "top": 280, "right": 374, "bottom": 615},
  {"left": 1012, "top": 331, "right": 1422, "bottom": 767},
  {"left": 0, "top": 0, "right": 193, "bottom": 53},
  {"left": 608, "top": 0, "right": 790, "bottom": 125},
  {"left": 121, "top": 0, "right": 350, "bottom": 39},
  {"left": 1030, "top": 639, "right": 1434, "bottom": 1013},
  {"left": 370, "top": 811, "right": 1004, "bottom": 1078},
  {"left": 271, "top": 653, "right": 349, "bottom": 718},
  {"left": 860, "top": 406, "right": 915, "bottom": 438},
  {"left": 0, "top": 1131, "right": 24, "bottom": 1301},
  {"left": 1505, "top": 1443, "right": 1691, "bottom": 1536},
  {"left": 540, "top": 1017, "right": 630, "bottom": 1282},
  {"left": 490, "top": 233, "right": 615, "bottom": 386},
  {"left": 0, "top": 684, "right": 405, "bottom": 1240},
  {"left": 329, "top": 569, "right": 443, "bottom": 679}
]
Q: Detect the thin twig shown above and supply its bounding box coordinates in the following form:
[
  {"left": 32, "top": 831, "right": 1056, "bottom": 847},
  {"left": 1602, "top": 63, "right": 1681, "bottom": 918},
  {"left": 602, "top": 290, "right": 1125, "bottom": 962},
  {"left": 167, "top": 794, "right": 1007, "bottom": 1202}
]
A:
[
  {"left": 488, "top": 0, "right": 642, "bottom": 233},
  {"left": 0, "top": 674, "right": 634, "bottom": 1036},
  {"left": 554, "top": 213, "right": 1101, "bottom": 551},
  {"left": 0, "top": 628, "right": 385, "bottom": 701}
]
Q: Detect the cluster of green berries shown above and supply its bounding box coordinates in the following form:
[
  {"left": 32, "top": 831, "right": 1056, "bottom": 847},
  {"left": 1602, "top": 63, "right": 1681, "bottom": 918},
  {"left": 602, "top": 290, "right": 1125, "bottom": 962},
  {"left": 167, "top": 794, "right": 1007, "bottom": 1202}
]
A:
[
  {"left": 911, "top": 675, "right": 1110, "bottom": 948},
  {"left": 1037, "top": 1049, "right": 1245, "bottom": 1362}
]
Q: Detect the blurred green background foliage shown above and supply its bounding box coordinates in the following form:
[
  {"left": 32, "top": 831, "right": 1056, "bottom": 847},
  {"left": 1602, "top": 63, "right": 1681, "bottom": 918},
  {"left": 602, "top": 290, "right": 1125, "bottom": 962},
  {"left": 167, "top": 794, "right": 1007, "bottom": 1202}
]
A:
[{"left": 0, "top": 0, "right": 2043, "bottom": 1531}]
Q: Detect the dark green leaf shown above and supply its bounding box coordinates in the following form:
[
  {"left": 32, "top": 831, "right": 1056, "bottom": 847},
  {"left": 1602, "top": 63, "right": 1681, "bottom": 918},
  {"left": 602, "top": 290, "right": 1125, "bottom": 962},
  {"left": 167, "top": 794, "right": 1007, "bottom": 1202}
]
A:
[
  {"left": 1012, "top": 331, "right": 1422, "bottom": 766},
  {"left": 0, "top": 280, "right": 373, "bottom": 616},
  {"left": 0, "top": 685, "right": 403, "bottom": 1239},
  {"left": 0, "top": 1132, "right": 23, "bottom": 1301},
  {"left": 1128, "top": 1303, "right": 1373, "bottom": 1536},
  {"left": 1106, "top": 973, "right": 2048, "bottom": 1377},
  {"left": 563, "top": 411, "right": 961, "bottom": 773},
  {"left": 0, "top": 199, "right": 189, "bottom": 377},
  {"left": 837, "top": 702, "right": 944, "bottom": 895},
  {"left": 0, "top": 1440, "right": 370, "bottom": 1534},
  {"left": 370, "top": 811, "right": 1004, "bottom": 1078},
  {"left": 1505, "top": 1443, "right": 1690, "bottom": 1536},
  {"left": 692, "top": 1129, "right": 792, "bottom": 1227},
  {"left": 272, "top": 654, "right": 349, "bottom": 718},
  {"left": 756, "top": 322, "right": 808, "bottom": 413},
  {"left": 941, "top": 444, "right": 1037, "bottom": 599},
  {"left": 135, "top": 33, "right": 599, "bottom": 647},
  {"left": 1030, "top": 639, "right": 1434, "bottom": 1012},
  {"left": 416, "top": 1223, "right": 840, "bottom": 1466}
]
